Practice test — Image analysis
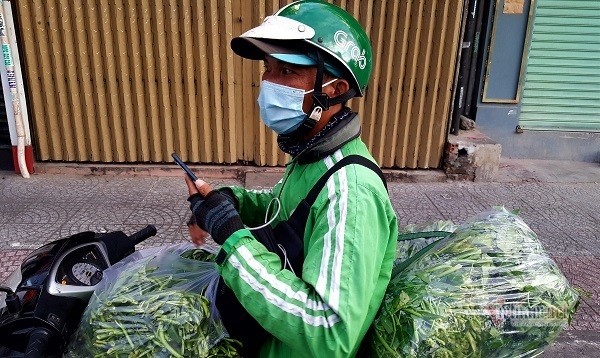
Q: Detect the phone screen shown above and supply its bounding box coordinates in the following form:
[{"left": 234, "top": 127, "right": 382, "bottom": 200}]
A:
[{"left": 171, "top": 153, "right": 198, "bottom": 182}]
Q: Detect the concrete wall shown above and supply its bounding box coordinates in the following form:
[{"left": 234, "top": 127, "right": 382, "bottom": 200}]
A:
[
  {"left": 476, "top": 104, "right": 600, "bottom": 163},
  {"left": 473, "top": 1, "right": 599, "bottom": 164}
]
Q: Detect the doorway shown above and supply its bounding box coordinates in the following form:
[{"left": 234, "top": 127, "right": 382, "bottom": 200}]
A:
[{"left": 0, "top": 86, "right": 12, "bottom": 170}]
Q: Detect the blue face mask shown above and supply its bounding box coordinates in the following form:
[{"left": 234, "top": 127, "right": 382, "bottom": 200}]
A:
[{"left": 257, "top": 79, "right": 337, "bottom": 134}]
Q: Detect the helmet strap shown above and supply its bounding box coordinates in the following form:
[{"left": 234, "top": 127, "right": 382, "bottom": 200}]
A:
[
  {"left": 285, "top": 51, "right": 358, "bottom": 140},
  {"left": 308, "top": 51, "right": 328, "bottom": 120},
  {"left": 329, "top": 88, "right": 357, "bottom": 106},
  {"left": 308, "top": 50, "right": 357, "bottom": 112}
]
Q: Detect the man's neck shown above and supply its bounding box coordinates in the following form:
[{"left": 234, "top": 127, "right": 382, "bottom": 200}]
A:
[{"left": 302, "top": 104, "right": 344, "bottom": 140}]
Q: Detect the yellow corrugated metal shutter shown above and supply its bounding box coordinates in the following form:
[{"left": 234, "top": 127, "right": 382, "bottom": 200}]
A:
[{"left": 14, "top": 0, "right": 463, "bottom": 168}]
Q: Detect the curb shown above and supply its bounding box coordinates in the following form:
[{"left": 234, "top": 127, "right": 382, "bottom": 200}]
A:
[{"left": 34, "top": 162, "right": 449, "bottom": 184}]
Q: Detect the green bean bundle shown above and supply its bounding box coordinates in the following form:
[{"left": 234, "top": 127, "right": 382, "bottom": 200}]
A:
[{"left": 69, "top": 245, "right": 240, "bottom": 357}]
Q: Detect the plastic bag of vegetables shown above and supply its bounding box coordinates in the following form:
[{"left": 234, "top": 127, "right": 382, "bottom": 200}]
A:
[
  {"left": 370, "top": 207, "right": 579, "bottom": 358},
  {"left": 67, "top": 243, "right": 241, "bottom": 357},
  {"left": 395, "top": 220, "right": 458, "bottom": 263}
]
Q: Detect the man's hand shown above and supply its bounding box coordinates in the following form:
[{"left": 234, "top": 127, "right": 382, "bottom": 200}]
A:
[
  {"left": 187, "top": 214, "right": 211, "bottom": 246},
  {"left": 185, "top": 176, "right": 213, "bottom": 197},
  {"left": 185, "top": 176, "right": 244, "bottom": 245}
]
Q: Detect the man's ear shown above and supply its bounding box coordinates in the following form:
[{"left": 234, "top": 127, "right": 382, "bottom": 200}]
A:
[{"left": 332, "top": 79, "right": 350, "bottom": 97}]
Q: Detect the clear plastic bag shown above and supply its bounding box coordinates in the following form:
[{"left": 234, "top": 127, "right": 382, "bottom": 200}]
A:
[
  {"left": 396, "top": 220, "right": 458, "bottom": 263},
  {"left": 370, "top": 207, "right": 579, "bottom": 358},
  {"left": 67, "top": 243, "right": 241, "bottom": 357}
]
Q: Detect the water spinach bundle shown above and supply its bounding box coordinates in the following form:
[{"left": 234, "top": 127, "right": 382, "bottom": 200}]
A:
[{"left": 371, "top": 208, "right": 579, "bottom": 358}]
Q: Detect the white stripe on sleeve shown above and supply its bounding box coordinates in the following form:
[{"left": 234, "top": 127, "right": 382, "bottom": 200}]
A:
[
  {"left": 236, "top": 246, "right": 330, "bottom": 311},
  {"left": 315, "top": 155, "right": 337, "bottom": 301},
  {"left": 229, "top": 251, "right": 341, "bottom": 327},
  {"left": 329, "top": 150, "right": 348, "bottom": 310}
]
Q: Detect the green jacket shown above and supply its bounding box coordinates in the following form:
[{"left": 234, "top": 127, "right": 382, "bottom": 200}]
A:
[{"left": 217, "top": 114, "right": 398, "bottom": 357}]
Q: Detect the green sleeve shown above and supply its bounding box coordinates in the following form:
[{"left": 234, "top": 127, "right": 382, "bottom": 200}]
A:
[
  {"left": 217, "top": 172, "right": 397, "bottom": 357},
  {"left": 228, "top": 186, "right": 277, "bottom": 227}
]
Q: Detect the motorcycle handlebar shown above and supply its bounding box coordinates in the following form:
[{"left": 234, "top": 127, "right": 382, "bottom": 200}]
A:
[
  {"left": 24, "top": 328, "right": 51, "bottom": 358},
  {"left": 127, "top": 225, "right": 157, "bottom": 245}
]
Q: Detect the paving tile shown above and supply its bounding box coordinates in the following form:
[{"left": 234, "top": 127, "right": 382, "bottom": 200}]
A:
[
  {"left": 542, "top": 330, "right": 600, "bottom": 357},
  {"left": 517, "top": 211, "right": 593, "bottom": 256},
  {"left": 466, "top": 183, "right": 538, "bottom": 213},
  {"left": 144, "top": 178, "right": 187, "bottom": 199},
  {"left": 388, "top": 184, "right": 445, "bottom": 227},
  {"left": 125, "top": 204, "right": 188, "bottom": 226},
  {"left": 1, "top": 175, "right": 103, "bottom": 202},
  {"left": 82, "top": 177, "right": 160, "bottom": 204},
  {"left": 420, "top": 183, "right": 490, "bottom": 223},
  {"left": 0, "top": 224, "right": 62, "bottom": 249},
  {"left": 0, "top": 249, "right": 31, "bottom": 285},
  {"left": 505, "top": 182, "right": 566, "bottom": 207},
  {"left": 62, "top": 204, "right": 140, "bottom": 227},
  {"left": 557, "top": 222, "right": 600, "bottom": 256},
  {"left": 0, "top": 203, "right": 32, "bottom": 225},
  {"left": 552, "top": 255, "right": 600, "bottom": 331},
  {"left": 524, "top": 202, "right": 600, "bottom": 256},
  {"left": 10, "top": 204, "right": 81, "bottom": 224},
  {"left": 549, "top": 183, "right": 600, "bottom": 222}
]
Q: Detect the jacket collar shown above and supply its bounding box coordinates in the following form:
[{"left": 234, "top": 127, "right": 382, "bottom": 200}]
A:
[{"left": 294, "top": 111, "right": 361, "bottom": 164}]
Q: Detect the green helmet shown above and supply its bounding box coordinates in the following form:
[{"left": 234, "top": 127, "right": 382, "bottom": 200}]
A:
[{"left": 231, "top": 0, "right": 373, "bottom": 96}]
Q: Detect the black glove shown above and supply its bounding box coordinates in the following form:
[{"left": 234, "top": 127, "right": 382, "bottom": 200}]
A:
[
  {"left": 188, "top": 191, "right": 244, "bottom": 245},
  {"left": 217, "top": 187, "right": 239, "bottom": 209}
]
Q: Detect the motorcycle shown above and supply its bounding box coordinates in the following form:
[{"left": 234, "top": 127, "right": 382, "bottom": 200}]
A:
[{"left": 0, "top": 225, "right": 157, "bottom": 357}]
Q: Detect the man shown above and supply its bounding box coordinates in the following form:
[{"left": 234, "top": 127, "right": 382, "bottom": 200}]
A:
[{"left": 185, "top": 1, "right": 398, "bottom": 356}]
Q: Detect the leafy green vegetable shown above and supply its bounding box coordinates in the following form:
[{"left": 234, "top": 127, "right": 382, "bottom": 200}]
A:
[
  {"left": 370, "top": 208, "right": 579, "bottom": 358},
  {"left": 180, "top": 248, "right": 217, "bottom": 262},
  {"left": 69, "top": 246, "right": 241, "bottom": 357}
]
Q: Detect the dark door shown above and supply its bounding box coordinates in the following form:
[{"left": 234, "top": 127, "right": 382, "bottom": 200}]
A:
[{"left": 0, "top": 86, "right": 12, "bottom": 170}]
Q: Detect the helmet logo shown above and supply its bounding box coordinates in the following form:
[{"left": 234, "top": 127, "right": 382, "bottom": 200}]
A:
[{"left": 333, "top": 30, "right": 367, "bottom": 70}]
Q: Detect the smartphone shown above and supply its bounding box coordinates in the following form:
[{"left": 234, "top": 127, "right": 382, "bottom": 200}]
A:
[{"left": 171, "top": 153, "right": 198, "bottom": 182}]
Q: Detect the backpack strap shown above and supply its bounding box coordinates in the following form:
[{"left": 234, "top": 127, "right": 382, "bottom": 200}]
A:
[
  {"left": 304, "top": 155, "right": 387, "bottom": 207},
  {"left": 274, "top": 155, "right": 387, "bottom": 274},
  {"left": 283, "top": 154, "right": 387, "bottom": 240}
]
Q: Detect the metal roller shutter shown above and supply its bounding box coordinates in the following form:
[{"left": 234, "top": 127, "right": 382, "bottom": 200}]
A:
[{"left": 519, "top": 0, "right": 600, "bottom": 131}]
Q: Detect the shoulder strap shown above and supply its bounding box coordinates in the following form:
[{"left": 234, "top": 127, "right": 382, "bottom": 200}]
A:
[
  {"left": 304, "top": 155, "right": 387, "bottom": 207},
  {"left": 276, "top": 155, "right": 387, "bottom": 274}
]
